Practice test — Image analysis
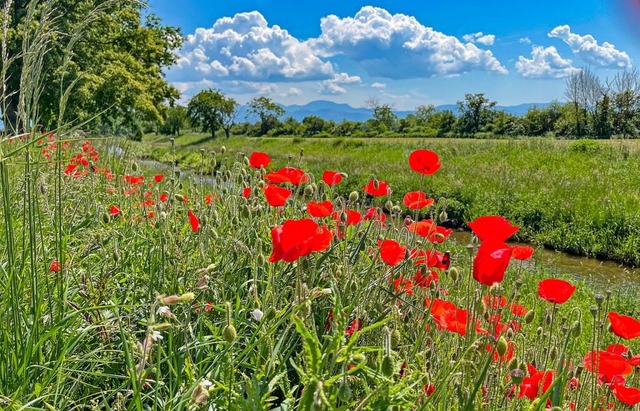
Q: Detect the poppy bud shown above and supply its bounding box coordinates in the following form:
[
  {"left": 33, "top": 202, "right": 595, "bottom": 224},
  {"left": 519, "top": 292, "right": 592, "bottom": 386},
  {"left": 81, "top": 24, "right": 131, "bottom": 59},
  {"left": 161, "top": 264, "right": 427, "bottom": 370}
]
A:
[
  {"left": 489, "top": 283, "right": 503, "bottom": 296},
  {"left": 497, "top": 336, "right": 508, "bottom": 357},
  {"left": 113, "top": 250, "right": 120, "bottom": 263},
  {"left": 550, "top": 346, "right": 558, "bottom": 362},
  {"left": 337, "top": 381, "right": 352, "bottom": 401},
  {"left": 131, "top": 162, "right": 139, "bottom": 172},
  {"left": 438, "top": 210, "right": 448, "bottom": 222},
  {"left": 536, "top": 327, "right": 543, "bottom": 336},
  {"left": 222, "top": 324, "right": 236, "bottom": 343},
  {"left": 40, "top": 184, "right": 46, "bottom": 195},
  {"left": 211, "top": 158, "right": 217, "bottom": 168},
  {"left": 340, "top": 212, "right": 348, "bottom": 223},
  {"left": 524, "top": 310, "right": 535, "bottom": 324},
  {"left": 448, "top": 267, "right": 459, "bottom": 282},
  {"left": 391, "top": 329, "right": 402, "bottom": 349},
  {"left": 304, "top": 185, "right": 314, "bottom": 196},
  {"left": 434, "top": 233, "right": 445, "bottom": 241},
  {"left": 220, "top": 146, "right": 226, "bottom": 154},
  {"left": 352, "top": 353, "right": 366, "bottom": 365},
  {"left": 515, "top": 278, "right": 524, "bottom": 288},
  {"left": 349, "top": 191, "right": 359, "bottom": 203},
  {"left": 510, "top": 368, "right": 525, "bottom": 384},
  {"left": 300, "top": 300, "right": 311, "bottom": 317},
  {"left": 506, "top": 328, "right": 514, "bottom": 339},
  {"left": 391, "top": 205, "right": 402, "bottom": 214},
  {"left": 381, "top": 355, "right": 395, "bottom": 377},
  {"left": 384, "top": 200, "right": 393, "bottom": 210},
  {"left": 170, "top": 138, "right": 175, "bottom": 146},
  {"left": 257, "top": 253, "right": 265, "bottom": 266},
  {"left": 243, "top": 156, "right": 249, "bottom": 166},
  {"left": 102, "top": 212, "right": 111, "bottom": 224},
  {"left": 508, "top": 357, "right": 518, "bottom": 371},
  {"left": 241, "top": 205, "right": 250, "bottom": 219},
  {"left": 174, "top": 194, "right": 185, "bottom": 203},
  {"left": 545, "top": 312, "right": 552, "bottom": 326}
]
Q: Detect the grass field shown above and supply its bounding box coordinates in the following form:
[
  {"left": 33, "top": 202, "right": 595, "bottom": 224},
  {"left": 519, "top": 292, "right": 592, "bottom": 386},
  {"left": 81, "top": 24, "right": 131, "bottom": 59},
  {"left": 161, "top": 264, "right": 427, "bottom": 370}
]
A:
[
  {"left": 2, "top": 134, "right": 640, "bottom": 410},
  {"left": 140, "top": 133, "right": 640, "bottom": 266}
]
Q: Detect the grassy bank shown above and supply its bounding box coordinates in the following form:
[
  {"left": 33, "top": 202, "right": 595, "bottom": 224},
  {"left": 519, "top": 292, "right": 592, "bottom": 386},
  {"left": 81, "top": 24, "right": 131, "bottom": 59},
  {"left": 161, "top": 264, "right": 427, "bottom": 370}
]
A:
[
  {"left": 140, "top": 134, "right": 640, "bottom": 266},
  {"left": 2, "top": 134, "right": 640, "bottom": 409}
]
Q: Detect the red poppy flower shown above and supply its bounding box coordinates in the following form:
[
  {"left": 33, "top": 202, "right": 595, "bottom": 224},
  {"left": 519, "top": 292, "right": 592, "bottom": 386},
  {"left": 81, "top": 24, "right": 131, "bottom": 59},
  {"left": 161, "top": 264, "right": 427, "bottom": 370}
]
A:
[
  {"left": 249, "top": 151, "right": 271, "bottom": 169},
  {"left": 307, "top": 200, "right": 334, "bottom": 218},
  {"left": 411, "top": 249, "right": 449, "bottom": 270},
  {"left": 402, "top": 191, "right": 434, "bottom": 210},
  {"left": 242, "top": 187, "right": 251, "bottom": 198},
  {"left": 188, "top": 210, "right": 200, "bottom": 232},
  {"left": 64, "top": 164, "right": 78, "bottom": 175},
  {"left": 607, "top": 344, "right": 630, "bottom": 356},
  {"left": 322, "top": 170, "right": 343, "bottom": 186},
  {"left": 408, "top": 220, "right": 452, "bottom": 243},
  {"left": 537, "top": 278, "right": 575, "bottom": 304},
  {"left": 435, "top": 308, "right": 486, "bottom": 336},
  {"left": 612, "top": 385, "right": 640, "bottom": 406},
  {"left": 512, "top": 245, "right": 534, "bottom": 260},
  {"left": 333, "top": 209, "right": 362, "bottom": 226},
  {"left": 346, "top": 318, "right": 362, "bottom": 336},
  {"left": 483, "top": 295, "right": 507, "bottom": 310},
  {"left": 124, "top": 175, "right": 145, "bottom": 185},
  {"left": 378, "top": 239, "right": 406, "bottom": 266},
  {"left": 392, "top": 276, "right": 414, "bottom": 295},
  {"left": 363, "top": 207, "right": 387, "bottom": 224},
  {"left": 508, "top": 302, "right": 528, "bottom": 316},
  {"left": 263, "top": 184, "right": 292, "bottom": 207},
  {"left": 468, "top": 215, "right": 519, "bottom": 243},
  {"left": 412, "top": 268, "right": 439, "bottom": 288},
  {"left": 583, "top": 350, "right": 633, "bottom": 377},
  {"left": 518, "top": 364, "right": 554, "bottom": 400},
  {"left": 268, "top": 218, "right": 332, "bottom": 263},
  {"left": 473, "top": 240, "right": 513, "bottom": 286},
  {"left": 408, "top": 149, "right": 441, "bottom": 175},
  {"left": 363, "top": 179, "right": 391, "bottom": 197},
  {"left": 423, "top": 384, "right": 436, "bottom": 398},
  {"left": 264, "top": 167, "right": 308, "bottom": 185},
  {"left": 488, "top": 341, "right": 515, "bottom": 363},
  {"left": 160, "top": 193, "right": 168, "bottom": 202},
  {"left": 49, "top": 259, "right": 61, "bottom": 272},
  {"left": 205, "top": 194, "right": 213, "bottom": 206},
  {"left": 608, "top": 312, "right": 640, "bottom": 340},
  {"left": 153, "top": 174, "right": 164, "bottom": 182},
  {"left": 109, "top": 205, "right": 121, "bottom": 217}
]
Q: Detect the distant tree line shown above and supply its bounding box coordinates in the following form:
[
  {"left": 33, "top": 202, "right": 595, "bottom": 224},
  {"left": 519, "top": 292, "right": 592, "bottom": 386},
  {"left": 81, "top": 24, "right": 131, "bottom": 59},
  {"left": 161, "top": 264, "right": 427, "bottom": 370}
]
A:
[{"left": 151, "top": 68, "right": 640, "bottom": 140}]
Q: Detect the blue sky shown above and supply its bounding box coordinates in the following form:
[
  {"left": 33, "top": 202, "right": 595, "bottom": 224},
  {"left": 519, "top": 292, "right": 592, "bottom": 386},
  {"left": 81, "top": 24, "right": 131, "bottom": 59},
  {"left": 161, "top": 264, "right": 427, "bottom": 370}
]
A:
[{"left": 149, "top": 0, "right": 640, "bottom": 109}]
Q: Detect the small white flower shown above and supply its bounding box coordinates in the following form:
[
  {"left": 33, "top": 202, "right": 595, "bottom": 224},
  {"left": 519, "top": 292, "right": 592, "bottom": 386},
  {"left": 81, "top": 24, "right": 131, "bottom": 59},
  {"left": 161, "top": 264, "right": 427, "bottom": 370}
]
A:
[
  {"left": 151, "top": 330, "right": 163, "bottom": 341},
  {"left": 157, "top": 306, "right": 171, "bottom": 317},
  {"left": 251, "top": 309, "right": 264, "bottom": 322}
]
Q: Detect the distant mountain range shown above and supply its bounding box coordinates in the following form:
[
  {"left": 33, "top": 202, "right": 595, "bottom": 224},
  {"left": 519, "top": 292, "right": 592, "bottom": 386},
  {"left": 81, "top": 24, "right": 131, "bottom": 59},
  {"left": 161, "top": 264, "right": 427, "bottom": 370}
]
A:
[{"left": 237, "top": 100, "right": 552, "bottom": 123}]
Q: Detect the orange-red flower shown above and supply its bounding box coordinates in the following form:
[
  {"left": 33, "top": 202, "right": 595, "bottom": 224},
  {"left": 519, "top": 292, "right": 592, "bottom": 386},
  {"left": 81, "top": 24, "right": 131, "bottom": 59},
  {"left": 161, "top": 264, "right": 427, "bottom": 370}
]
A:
[
  {"left": 408, "top": 219, "right": 452, "bottom": 243},
  {"left": 583, "top": 350, "right": 633, "bottom": 378},
  {"left": 49, "top": 259, "right": 61, "bottom": 272},
  {"left": 363, "top": 179, "right": 391, "bottom": 197},
  {"left": 264, "top": 167, "right": 308, "bottom": 185},
  {"left": 408, "top": 149, "right": 441, "bottom": 175},
  {"left": 322, "top": 170, "right": 343, "bottom": 186},
  {"left": 402, "top": 191, "right": 434, "bottom": 210},
  {"left": 612, "top": 385, "right": 640, "bottom": 406},
  {"left": 242, "top": 187, "right": 251, "bottom": 198},
  {"left": 333, "top": 209, "right": 362, "bottom": 226},
  {"left": 508, "top": 302, "right": 528, "bottom": 316},
  {"left": 109, "top": 205, "right": 121, "bottom": 217},
  {"left": 537, "top": 278, "right": 575, "bottom": 304},
  {"left": 188, "top": 210, "right": 200, "bottom": 232},
  {"left": 249, "top": 151, "right": 271, "bottom": 169},
  {"left": 411, "top": 249, "right": 449, "bottom": 270},
  {"left": 512, "top": 245, "right": 534, "bottom": 260},
  {"left": 378, "top": 239, "right": 406, "bottom": 266},
  {"left": 473, "top": 240, "right": 512, "bottom": 286},
  {"left": 263, "top": 184, "right": 292, "bottom": 207},
  {"left": 482, "top": 295, "right": 507, "bottom": 310},
  {"left": 468, "top": 215, "right": 519, "bottom": 243},
  {"left": 518, "top": 364, "right": 554, "bottom": 400},
  {"left": 608, "top": 312, "right": 640, "bottom": 340},
  {"left": 412, "top": 268, "right": 439, "bottom": 288},
  {"left": 269, "top": 219, "right": 332, "bottom": 263},
  {"left": 307, "top": 200, "right": 334, "bottom": 218},
  {"left": 153, "top": 174, "right": 164, "bottom": 182}
]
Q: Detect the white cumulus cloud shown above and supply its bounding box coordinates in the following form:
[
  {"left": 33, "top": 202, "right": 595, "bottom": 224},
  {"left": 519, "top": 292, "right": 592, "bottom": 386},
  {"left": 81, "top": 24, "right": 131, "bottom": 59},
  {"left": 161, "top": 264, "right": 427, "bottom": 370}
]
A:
[
  {"left": 462, "top": 32, "right": 495, "bottom": 46},
  {"left": 171, "top": 11, "right": 335, "bottom": 83},
  {"left": 515, "top": 45, "right": 581, "bottom": 79},
  {"left": 371, "top": 82, "right": 386, "bottom": 89},
  {"left": 310, "top": 6, "right": 507, "bottom": 79},
  {"left": 548, "top": 25, "right": 631, "bottom": 69},
  {"left": 318, "top": 72, "right": 362, "bottom": 95},
  {"left": 519, "top": 37, "right": 532, "bottom": 44}
]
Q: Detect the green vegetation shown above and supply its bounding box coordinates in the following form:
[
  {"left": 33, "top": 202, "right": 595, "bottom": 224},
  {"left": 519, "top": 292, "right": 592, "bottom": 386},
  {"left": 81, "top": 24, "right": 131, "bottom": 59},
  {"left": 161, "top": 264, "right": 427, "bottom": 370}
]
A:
[{"left": 142, "top": 134, "right": 640, "bottom": 266}]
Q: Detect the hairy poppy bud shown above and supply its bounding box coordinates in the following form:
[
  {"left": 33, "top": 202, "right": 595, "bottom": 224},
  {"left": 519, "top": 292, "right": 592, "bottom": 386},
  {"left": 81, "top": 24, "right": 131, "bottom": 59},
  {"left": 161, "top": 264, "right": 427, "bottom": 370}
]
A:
[
  {"left": 102, "top": 212, "right": 111, "bottom": 224},
  {"left": 449, "top": 267, "right": 459, "bottom": 282},
  {"left": 40, "top": 184, "right": 46, "bottom": 195},
  {"left": 220, "top": 146, "right": 226, "bottom": 154},
  {"left": 391, "top": 205, "right": 402, "bottom": 214},
  {"left": 131, "top": 162, "right": 139, "bottom": 172},
  {"left": 222, "top": 324, "right": 236, "bottom": 343},
  {"left": 174, "top": 194, "right": 185, "bottom": 203},
  {"left": 391, "top": 329, "right": 402, "bottom": 349},
  {"left": 113, "top": 250, "right": 120, "bottom": 263},
  {"left": 304, "top": 185, "right": 314, "bottom": 196},
  {"left": 497, "top": 336, "right": 508, "bottom": 357},
  {"left": 241, "top": 205, "right": 250, "bottom": 219},
  {"left": 349, "top": 191, "right": 359, "bottom": 203},
  {"left": 524, "top": 310, "right": 535, "bottom": 324},
  {"left": 572, "top": 320, "right": 582, "bottom": 337},
  {"left": 438, "top": 210, "right": 448, "bottom": 222},
  {"left": 545, "top": 312, "right": 552, "bottom": 326},
  {"left": 536, "top": 326, "right": 543, "bottom": 336},
  {"left": 381, "top": 355, "right": 395, "bottom": 377},
  {"left": 337, "top": 381, "right": 352, "bottom": 401},
  {"left": 384, "top": 200, "right": 393, "bottom": 210},
  {"left": 550, "top": 346, "right": 558, "bottom": 362},
  {"left": 508, "top": 357, "right": 518, "bottom": 371},
  {"left": 352, "top": 353, "right": 366, "bottom": 365}
]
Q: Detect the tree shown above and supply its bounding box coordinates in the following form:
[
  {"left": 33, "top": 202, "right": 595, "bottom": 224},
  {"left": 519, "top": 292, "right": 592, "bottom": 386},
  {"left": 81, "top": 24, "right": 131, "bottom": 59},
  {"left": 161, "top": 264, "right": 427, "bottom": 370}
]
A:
[
  {"left": 455, "top": 93, "right": 497, "bottom": 135},
  {"left": 159, "top": 106, "right": 187, "bottom": 136},
  {"left": 415, "top": 104, "right": 436, "bottom": 126},
  {"left": 365, "top": 97, "right": 397, "bottom": 133},
  {"left": 187, "top": 89, "right": 238, "bottom": 138},
  {"left": 1, "top": 1, "right": 182, "bottom": 135},
  {"left": 247, "top": 97, "right": 285, "bottom": 136},
  {"left": 302, "top": 115, "right": 326, "bottom": 136},
  {"left": 611, "top": 68, "right": 640, "bottom": 138}
]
